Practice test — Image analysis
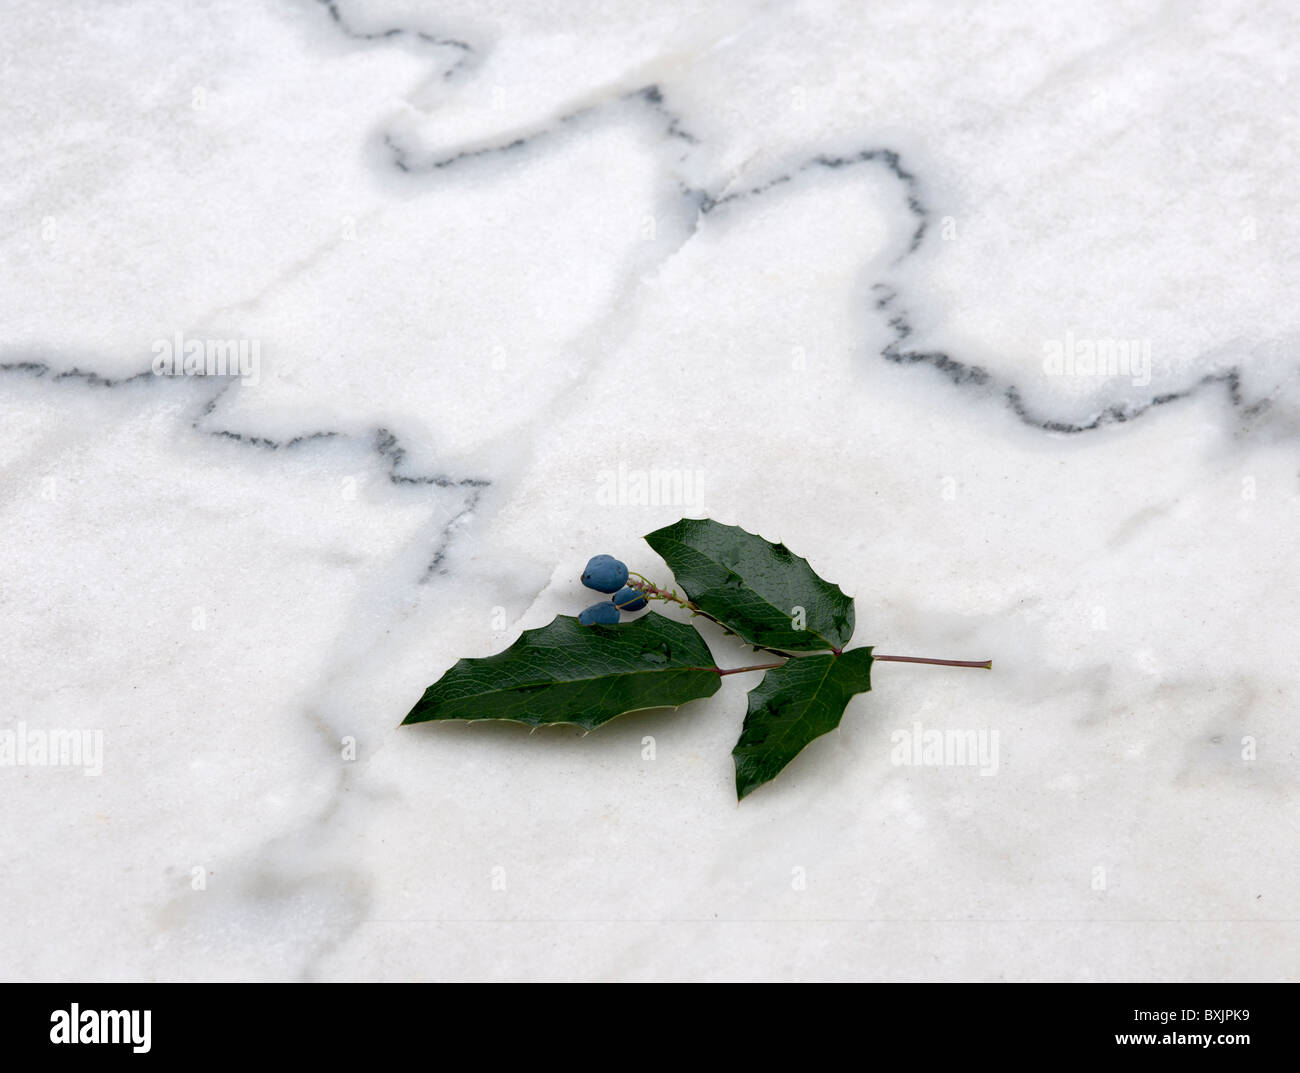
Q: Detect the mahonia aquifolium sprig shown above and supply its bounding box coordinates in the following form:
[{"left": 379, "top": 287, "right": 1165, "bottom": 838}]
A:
[{"left": 404, "top": 519, "right": 993, "bottom": 800}]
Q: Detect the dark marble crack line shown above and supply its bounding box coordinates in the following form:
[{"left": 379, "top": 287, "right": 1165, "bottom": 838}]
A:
[
  {"left": 314, "top": 0, "right": 1267, "bottom": 442},
  {"left": 0, "top": 360, "right": 156, "bottom": 388},
  {"left": 633, "top": 85, "right": 699, "bottom": 146},
  {"left": 872, "top": 285, "right": 1271, "bottom": 435},
  {"left": 372, "top": 427, "right": 489, "bottom": 489},
  {"left": 314, "top": 0, "right": 474, "bottom": 79},
  {"left": 0, "top": 358, "right": 491, "bottom": 577},
  {"left": 689, "top": 146, "right": 929, "bottom": 254},
  {"left": 677, "top": 145, "right": 1276, "bottom": 438},
  {"left": 384, "top": 82, "right": 699, "bottom": 175},
  {"left": 419, "top": 485, "right": 483, "bottom": 582},
  {"left": 386, "top": 130, "right": 530, "bottom": 174}
]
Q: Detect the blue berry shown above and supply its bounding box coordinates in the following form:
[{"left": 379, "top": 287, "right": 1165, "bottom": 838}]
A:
[
  {"left": 581, "top": 554, "right": 628, "bottom": 593},
  {"left": 578, "top": 602, "right": 621, "bottom": 626},
  {"left": 611, "top": 586, "right": 647, "bottom": 612}
]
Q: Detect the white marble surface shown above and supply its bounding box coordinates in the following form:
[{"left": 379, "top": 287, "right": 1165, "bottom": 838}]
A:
[{"left": 2, "top": 0, "right": 1297, "bottom": 981}]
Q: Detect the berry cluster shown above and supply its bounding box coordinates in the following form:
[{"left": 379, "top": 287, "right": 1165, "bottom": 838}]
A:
[{"left": 577, "top": 554, "right": 648, "bottom": 625}]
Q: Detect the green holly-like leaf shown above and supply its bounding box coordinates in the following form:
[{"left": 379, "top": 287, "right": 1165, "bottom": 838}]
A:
[
  {"left": 732, "top": 647, "right": 874, "bottom": 799},
  {"left": 644, "top": 518, "right": 855, "bottom": 653},
  {"left": 401, "top": 611, "right": 720, "bottom": 731}
]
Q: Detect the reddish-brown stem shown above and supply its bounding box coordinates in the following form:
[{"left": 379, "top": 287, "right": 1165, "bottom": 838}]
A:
[
  {"left": 715, "top": 656, "right": 990, "bottom": 675},
  {"left": 715, "top": 663, "right": 784, "bottom": 676},
  {"left": 873, "top": 655, "right": 993, "bottom": 669}
]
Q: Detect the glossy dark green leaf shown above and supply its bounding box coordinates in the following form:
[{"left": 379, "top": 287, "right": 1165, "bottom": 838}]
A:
[
  {"left": 644, "top": 518, "right": 854, "bottom": 653},
  {"left": 732, "top": 647, "right": 874, "bottom": 800},
  {"left": 401, "top": 612, "right": 720, "bottom": 731}
]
